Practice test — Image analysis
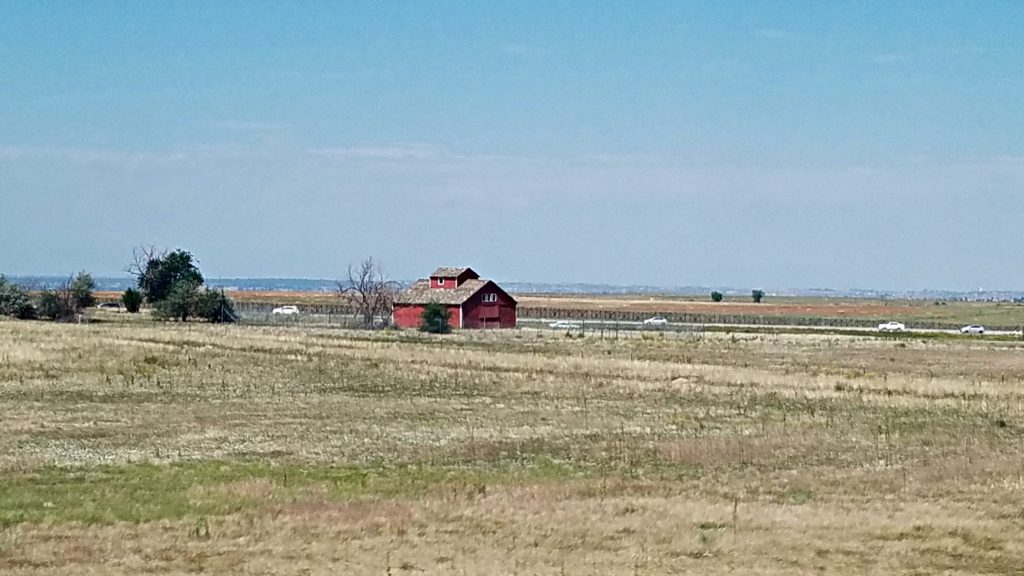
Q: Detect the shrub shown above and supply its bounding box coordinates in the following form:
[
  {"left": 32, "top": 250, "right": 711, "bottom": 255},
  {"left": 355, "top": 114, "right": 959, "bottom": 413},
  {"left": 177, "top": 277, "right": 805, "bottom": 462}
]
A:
[
  {"left": 153, "top": 282, "right": 236, "bottom": 323},
  {"left": 35, "top": 272, "right": 98, "bottom": 322},
  {"left": 122, "top": 288, "right": 143, "bottom": 313},
  {"left": 0, "top": 276, "right": 36, "bottom": 319},
  {"left": 751, "top": 289, "right": 765, "bottom": 304},
  {"left": 710, "top": 291, "right": 723, "bottom": 302},
  {"left": 195, "top": 288, "right": 236, "bottom": 323},
  {"left": 420, "top": 302, "right": 451, "bottom": 333},
  {"left": 36, "top": 290, "right": 66, "bottom": 321}
]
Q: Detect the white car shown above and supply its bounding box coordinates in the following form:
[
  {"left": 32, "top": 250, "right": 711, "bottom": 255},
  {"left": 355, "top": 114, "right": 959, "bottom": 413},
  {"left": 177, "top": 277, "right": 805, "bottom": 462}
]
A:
[
  {"left": 549, "top": 320, "right": 581, "bottom": 329},
  {"left": 960, "top": 325, "right": 985, "bottom": 335},
  {"left": 877, "top": 321, "right": 906, "bottom": 332},
  {"left": 643, "top": 316, "right": 669, "bottom": 326},
  {"left": 272, "top": 305, "right": 300, "bottom": 315}
]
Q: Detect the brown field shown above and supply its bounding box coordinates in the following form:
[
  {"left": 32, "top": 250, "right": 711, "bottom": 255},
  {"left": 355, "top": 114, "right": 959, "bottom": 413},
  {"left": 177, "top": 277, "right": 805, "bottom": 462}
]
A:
[
  {"left": 516, "top": 294, "right": 918, "bottom": 317},
  {"left": 3, "top": 315, "right": 1024, "bottom": 574}
]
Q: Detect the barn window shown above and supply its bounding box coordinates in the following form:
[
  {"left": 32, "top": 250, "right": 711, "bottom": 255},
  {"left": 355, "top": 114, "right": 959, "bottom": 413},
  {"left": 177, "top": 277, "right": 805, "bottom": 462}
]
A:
[
  {"left": 483, "top": 293, "right": 497, "bottom": 303},
  {"left": 437, "top": 278, "right": 445, "bottom": 286}
]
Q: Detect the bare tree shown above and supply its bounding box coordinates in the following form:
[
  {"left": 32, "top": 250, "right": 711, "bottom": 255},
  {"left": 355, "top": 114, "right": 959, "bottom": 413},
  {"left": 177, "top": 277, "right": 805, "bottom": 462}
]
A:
[
  {"left": 125, "top": 244, "right": 163, "bottom": 282},
  {"left": 339, "top": 257, "right": 398, "bottom": 328}
]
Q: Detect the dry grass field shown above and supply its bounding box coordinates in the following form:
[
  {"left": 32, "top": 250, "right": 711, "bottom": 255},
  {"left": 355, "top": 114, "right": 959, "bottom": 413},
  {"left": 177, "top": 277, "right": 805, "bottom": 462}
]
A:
[{"left": 3, "top": 317, "right": 1024, "bottom": 574}]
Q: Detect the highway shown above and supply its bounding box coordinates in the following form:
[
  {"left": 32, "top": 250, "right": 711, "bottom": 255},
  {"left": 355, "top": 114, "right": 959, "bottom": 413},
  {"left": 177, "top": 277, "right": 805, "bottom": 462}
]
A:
[{"left": 519, "top": 318, "right": 1022, "bottom": 338}]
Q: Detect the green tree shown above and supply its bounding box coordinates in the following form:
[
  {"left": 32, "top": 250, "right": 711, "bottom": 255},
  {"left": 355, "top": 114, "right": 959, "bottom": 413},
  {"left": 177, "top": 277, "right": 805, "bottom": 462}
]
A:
[
  {"left": 70, "top": 271, "right": 96, "bottom": 310},
  {"left": 129, "top": 246, "right": 204, "bottom": 303},
  {"left": 35, "top": 290, "right": 64, "bottom": 320},
  {"left": 128, "top": 246, "right": 234, "bottom": 322},
  {"left": 419, "top": 302, "right": 451, "bottom": 333},
  {"left": 751, "top": 289, "right": 765, "bottom": 304},
  {"left": 710, "top": 291, "right": 724, "bottom": 302},
  {"left": 0, "top": 276, "right": 36, "bottom": 319},
  {"left": 153, "top": 280, "right": 201, "bottom": 322},
  {"left": 195, "top": 288, "right": 237, "bottom": 323},
  {"left": 122, "top": 288, "right": 143, "bottom": 313}
]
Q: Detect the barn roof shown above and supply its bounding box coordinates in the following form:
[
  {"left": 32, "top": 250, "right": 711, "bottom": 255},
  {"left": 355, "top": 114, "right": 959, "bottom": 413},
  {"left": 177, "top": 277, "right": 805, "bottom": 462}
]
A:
[
  {"left": 430, "top": 266, "right": 478, "bottom": 279},
  {"left": 394, "top": 279, "right": 488, "bottom": 305}
]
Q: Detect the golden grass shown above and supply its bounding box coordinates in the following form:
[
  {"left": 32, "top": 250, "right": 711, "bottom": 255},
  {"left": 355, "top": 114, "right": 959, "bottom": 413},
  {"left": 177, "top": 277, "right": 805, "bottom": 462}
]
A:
[{"left": 2, "top": 319, "right": 1024, "bottom": 574}]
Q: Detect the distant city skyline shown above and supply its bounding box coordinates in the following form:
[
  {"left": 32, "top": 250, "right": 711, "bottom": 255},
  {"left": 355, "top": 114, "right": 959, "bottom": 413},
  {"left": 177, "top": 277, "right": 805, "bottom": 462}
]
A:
[{"left": 2, "top": 2, "right": 1022, "bottom": 291}]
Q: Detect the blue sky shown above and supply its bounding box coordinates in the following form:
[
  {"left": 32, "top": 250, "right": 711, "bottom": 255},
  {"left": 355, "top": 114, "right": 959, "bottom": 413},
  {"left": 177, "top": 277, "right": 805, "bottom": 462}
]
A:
[{"left": 1, "top": 1, "right": 1022, "bottom": 290}]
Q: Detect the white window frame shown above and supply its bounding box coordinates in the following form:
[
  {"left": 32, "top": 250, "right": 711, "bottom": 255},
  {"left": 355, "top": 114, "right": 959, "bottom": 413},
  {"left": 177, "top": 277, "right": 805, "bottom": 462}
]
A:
[
  {"left": 437, "top": 278, "right": 445, "bottom": 286},
  {"left": 482, "top": 293, "right": 497, "bottom": 303}
]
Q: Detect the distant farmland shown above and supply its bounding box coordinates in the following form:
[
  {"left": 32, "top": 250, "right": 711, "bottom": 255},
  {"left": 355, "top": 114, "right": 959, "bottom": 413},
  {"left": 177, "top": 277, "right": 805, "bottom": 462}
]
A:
[{"left": 93, "top": 291, "right": 1024, "bottom": 330}]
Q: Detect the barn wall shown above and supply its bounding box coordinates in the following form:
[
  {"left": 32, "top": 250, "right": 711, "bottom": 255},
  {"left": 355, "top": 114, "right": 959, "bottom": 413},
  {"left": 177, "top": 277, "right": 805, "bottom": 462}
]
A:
[
  {"left": 393, "top": 305, "right": 424, "bottom": 329},
  {"left": 393, "top": 304, "right": 460, "bottom": 329},
  {"left": 462, "top": 286, "right": 517, "bottom": 329},
  {"left": 498, "top": 302, "right": 517, "bottom": 328}
]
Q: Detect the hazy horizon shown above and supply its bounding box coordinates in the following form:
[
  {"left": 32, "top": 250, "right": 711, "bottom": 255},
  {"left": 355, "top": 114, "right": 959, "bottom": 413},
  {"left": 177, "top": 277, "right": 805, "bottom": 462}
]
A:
[
  {"left": 2, "top": 3, "right": 1022, "bottom": 291},
  {"left": 5, "top": 273, "right": 1021, "bottom": 297}
]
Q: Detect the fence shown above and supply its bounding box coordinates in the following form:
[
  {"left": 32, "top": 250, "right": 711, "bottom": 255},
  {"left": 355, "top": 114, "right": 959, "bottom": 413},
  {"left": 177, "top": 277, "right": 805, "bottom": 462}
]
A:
[
  {"left": 518, "top": 318, "right": 705, "bottom": 339},
  {"left": 102, "top": 296, "right": 1024, "bottom": 333},
  {"left": 231, "top": 301, "right": 356, "bottom": 315},
  {"left": 228, "top": 301, "right": 361, "bottom": 327},
  {"left": 516, "top": 306, "right": 1022, "bottom": 332}
]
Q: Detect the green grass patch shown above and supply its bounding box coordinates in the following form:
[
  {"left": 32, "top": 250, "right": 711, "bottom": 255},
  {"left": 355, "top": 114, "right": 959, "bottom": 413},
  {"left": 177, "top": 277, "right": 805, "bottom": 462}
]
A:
[{"left": 0, "top": 458, "right": 582, "bottom": 526}]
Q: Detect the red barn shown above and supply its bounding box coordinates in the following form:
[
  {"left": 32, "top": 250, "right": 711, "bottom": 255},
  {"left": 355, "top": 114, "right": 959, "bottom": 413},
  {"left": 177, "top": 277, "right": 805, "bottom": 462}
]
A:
[{"left": 393, "top": 267, "right": 517, "bottom": 329}]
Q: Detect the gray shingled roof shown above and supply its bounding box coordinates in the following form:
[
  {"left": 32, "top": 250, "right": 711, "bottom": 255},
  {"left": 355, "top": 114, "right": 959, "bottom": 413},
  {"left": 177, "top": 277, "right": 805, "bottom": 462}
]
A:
[
  {"left": 394, "top": 279, "right": 488, "bottom": 305},
  {"left": 430, "top": 266, "right": 476, "bottom": 279}
]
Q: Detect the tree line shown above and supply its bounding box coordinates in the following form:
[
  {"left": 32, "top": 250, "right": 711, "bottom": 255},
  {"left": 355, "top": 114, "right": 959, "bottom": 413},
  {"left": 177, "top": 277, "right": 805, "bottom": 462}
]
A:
[
  {"left": 0, "top": 246, "right": 235, "bottom": 323},
  {"left": 710, "top": 290, "right": 765, "bottom": 303},
  {"left": 0, "top": 249, "right": 408, "bottom": 328},
  {"left": 0, "top": 272, "right": 97, "bottom": 321}
]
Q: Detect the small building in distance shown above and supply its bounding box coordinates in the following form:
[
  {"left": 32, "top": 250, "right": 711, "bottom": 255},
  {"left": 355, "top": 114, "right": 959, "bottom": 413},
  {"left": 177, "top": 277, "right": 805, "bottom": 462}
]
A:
[{"left": 393, "top": 267, "right": 517, "bottom": 329}]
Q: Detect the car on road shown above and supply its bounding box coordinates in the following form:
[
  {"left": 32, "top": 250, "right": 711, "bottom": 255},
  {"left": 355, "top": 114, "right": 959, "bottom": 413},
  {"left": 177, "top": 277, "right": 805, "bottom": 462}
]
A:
[
  {"left": 549, "top": 320, "right": 581, "bottom": 329},
  {"left": 272, "top": 305, "right": 300, "bottom": 315},
  {"left": 960, "top": 325, "right": 986, "bottom": 335},
  {"left": 643, "top": 316, "right": 669, "bottom": 326},
  {"left": 96, "top": 302, "right": 122, "bottom": 310},
  {"left": 877, "top": 321, "right": 906, "bottom": 332}
]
